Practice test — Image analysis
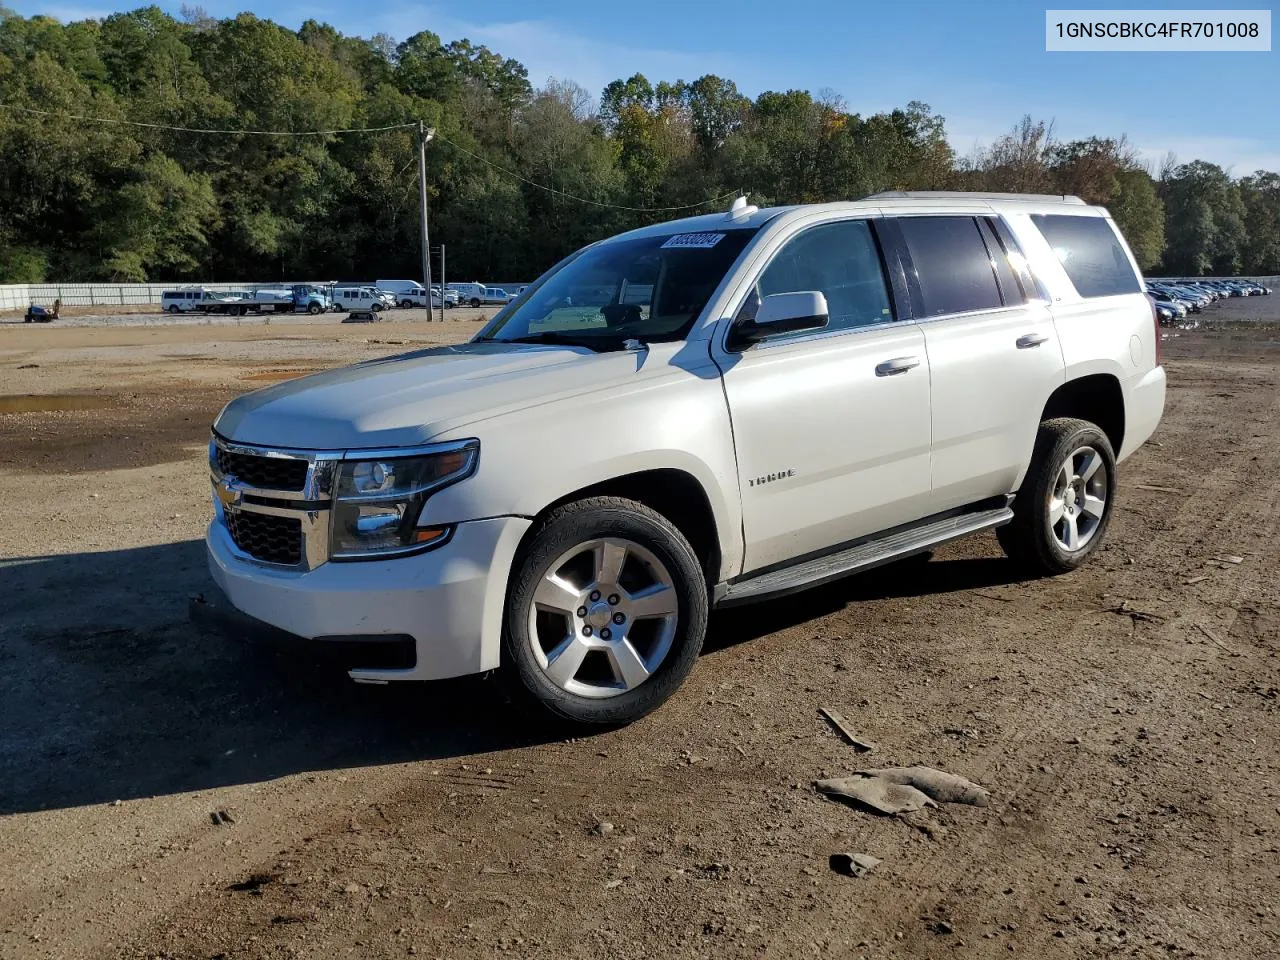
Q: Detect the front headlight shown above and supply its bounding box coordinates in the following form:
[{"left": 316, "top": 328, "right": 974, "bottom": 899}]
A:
[{"left": 330, "top": 440, "right": 478, "bottom": 560}]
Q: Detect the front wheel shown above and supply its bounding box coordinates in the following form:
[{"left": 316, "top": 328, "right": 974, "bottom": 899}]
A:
[
  {"left": 371, "top": 302, "right": 383, "bottom": 312},
  {"left": 502, "top": 497, "right": 708, "bottom": 726},
  {"left": 998, "top": 417, "right": 1117, "bottom": 576},
  {"left": 307, "top": 303, "right": 322, "bottom": 315}
]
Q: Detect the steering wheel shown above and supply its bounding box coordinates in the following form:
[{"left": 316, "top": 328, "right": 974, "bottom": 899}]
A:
[{"left": 600, "top": 302, "right": 643, "bottom": 328}]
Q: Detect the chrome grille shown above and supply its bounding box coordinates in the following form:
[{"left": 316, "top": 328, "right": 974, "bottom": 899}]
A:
[
  {"left": 214, "top": 447, "right": 308, "bottom": 491},
  {"left": 225, "top": 510, "right": 303, "bottom": 565}
]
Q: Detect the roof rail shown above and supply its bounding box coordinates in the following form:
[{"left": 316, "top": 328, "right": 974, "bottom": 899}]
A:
[{"left": 866, "top": 190, "right": 1086, "bottom": 204}]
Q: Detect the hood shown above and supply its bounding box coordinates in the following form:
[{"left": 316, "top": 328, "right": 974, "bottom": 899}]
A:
[{"left": 214, "top": 340, "right": 677, "bottom": 450}]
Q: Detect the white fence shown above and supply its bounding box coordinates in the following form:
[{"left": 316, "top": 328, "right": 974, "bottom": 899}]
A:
[
  {"left": 3, "top": 276, "right": 1271, "bottom": 314},
  {"left": 0, "top": 280, "right": 331, "bottom": 312}
]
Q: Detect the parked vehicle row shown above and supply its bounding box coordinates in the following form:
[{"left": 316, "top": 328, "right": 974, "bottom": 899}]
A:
[
  {"left": 161, "top": 285, "right": 331, "bottom": 316},
  {"left": 447, "top": 282, "right": 517, "bottom": 307},
  {"left": 159, "top": 279, "right": 527, "bottom": 316},
  {"left": 338, "top": 279, "right": 522, "bottom": 311},
  {"left": 1145, "top": 276, "right": 1271, "bottom": 324}
]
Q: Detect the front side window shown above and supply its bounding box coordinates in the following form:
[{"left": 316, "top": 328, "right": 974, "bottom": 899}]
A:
[
  {"left": 479, "top": 229, "right": 757, "bottom": 348},
  {"left": 736, "top": 219, "right": 894, "bottom": 338},
  {"left": 897, "top": 215, "right": 1004, "bottom": 316},
  {"left": 1031, "top": 214, "right": 1141, "bottom": 298}
]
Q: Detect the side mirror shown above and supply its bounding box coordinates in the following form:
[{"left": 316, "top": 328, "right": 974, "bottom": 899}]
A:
[{"left": 734, "top": 291, "right": 829, "bottom": 346}]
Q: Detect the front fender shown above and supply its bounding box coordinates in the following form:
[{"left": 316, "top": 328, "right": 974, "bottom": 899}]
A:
[{"left": 422, "top": 369, "right": 744, "bottom": 582}]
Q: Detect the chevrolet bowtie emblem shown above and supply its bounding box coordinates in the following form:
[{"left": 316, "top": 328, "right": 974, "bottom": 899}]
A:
[{"left": 216, "top": 477, "right": 244, "bottom": 509}]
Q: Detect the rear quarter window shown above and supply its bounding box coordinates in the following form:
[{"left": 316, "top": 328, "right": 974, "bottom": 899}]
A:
[
  {"left": 1030, "top": 214, "right": 1141, "bottom": 298},
  {"left": 897, "top": 216, "right": 1004, "bottom": 316}
]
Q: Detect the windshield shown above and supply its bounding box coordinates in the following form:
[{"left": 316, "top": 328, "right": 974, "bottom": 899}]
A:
[{"left": 479, "top": 228, "right": 758, "bottom": 347}]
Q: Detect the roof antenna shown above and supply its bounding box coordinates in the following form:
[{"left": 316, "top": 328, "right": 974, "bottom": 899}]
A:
[{"left": 725, "top": 193, "right": 758, "bottom": 221}]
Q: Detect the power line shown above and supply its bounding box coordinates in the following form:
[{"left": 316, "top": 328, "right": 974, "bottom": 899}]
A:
[
  {"left": 0, "top": 102, "right": 418, "bottom": 136},
  {"left": 0, "top": 101, "right": 744, "bottom": 213},
  {"left": 431, "top": 130, "right": 741, "bottom": 212}
]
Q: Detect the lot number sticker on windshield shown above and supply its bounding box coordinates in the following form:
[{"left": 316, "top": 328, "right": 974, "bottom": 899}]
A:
[{"left": 661, "top": 232, "right": 726, "bottom": 249}]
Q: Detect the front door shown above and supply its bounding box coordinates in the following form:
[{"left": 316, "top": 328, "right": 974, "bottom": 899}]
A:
[{"left": 713, "top": 218, "right": 934, "bottom": 574}]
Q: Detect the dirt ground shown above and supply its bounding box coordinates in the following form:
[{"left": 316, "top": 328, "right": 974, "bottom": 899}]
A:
[{"left": 1, "top": 299, "right": 1277, "bottom": 960}]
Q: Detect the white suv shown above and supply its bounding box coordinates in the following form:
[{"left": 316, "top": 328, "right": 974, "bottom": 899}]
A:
[{"left": 206, "top": 192, "right": 1166, "bottom": 725}]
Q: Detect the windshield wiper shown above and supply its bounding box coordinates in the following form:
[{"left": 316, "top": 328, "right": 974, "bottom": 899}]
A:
[{"left": 504, "top": 332, "right": 628, "bottom": 353}]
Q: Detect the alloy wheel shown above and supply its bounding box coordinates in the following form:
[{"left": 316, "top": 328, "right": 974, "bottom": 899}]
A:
[
  {"left": 527, "top": 537, "right": 678, "bottom": 698},
  {"left": 1048, "top": 445, "right": 1109, "bottom": 552}
]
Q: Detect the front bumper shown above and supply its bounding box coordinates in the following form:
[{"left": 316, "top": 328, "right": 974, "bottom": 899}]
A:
[{"left": 206, "top": 514, "right": 531, "bottom": 682}]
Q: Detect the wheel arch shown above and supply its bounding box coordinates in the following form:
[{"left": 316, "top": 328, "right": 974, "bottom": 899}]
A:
[
  {"left": 513, "top": 468, "right": 723, "bottom": 589},
  {"left": 1039, "top": 373, "right": 1125, "bottom": 455}
]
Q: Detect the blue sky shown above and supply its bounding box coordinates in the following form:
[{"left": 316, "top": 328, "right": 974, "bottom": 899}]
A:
[{"left": 15, "top": 0, "right": 1280, "bottom": 173}]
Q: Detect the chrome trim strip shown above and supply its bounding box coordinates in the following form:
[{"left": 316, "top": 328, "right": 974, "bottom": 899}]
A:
[{"left": 339, "top": 438, "right": 478, "bottom": 462}]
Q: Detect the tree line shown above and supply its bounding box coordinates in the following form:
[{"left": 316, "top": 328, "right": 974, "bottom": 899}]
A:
[{"left": 1, "top": 6, "right": 1277, "bottom": 285}]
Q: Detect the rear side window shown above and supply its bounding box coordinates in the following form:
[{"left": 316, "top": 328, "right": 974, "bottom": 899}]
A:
[
  {"left": 1030, "top": 214, "right": 1141, "bottom": 298},
  {"left": 897, "top": 216, "right": 1004, "bottom": 316}
]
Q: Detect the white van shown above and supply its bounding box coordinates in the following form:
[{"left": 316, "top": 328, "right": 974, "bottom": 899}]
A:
[
  {"left": 161, "top": 289, "right": 207, "bottom": 313},
  {"left": 375, "top": 280, "right": 431, "bottom": 308},
  {"left": 447, "top": 282, "right": 487, "bottom": 307},
  {"left": 330, "top": 286, "right": 384, "bottom": 313}
]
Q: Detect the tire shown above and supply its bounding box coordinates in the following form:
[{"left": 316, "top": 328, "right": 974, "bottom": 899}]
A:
[
  {"left": 333, "top": 303, "right": 344, "bottom": 313},
  {"left": 167, "top": 304, "right": 180, "bottom": 314},
  {"left": 400, "top": 299, "right": 413, "bottom": 310},
  {"left": 997, "top": 417, "right": 1117, "bottom": 576},
  {"left": 307, "top": 302, "right": 322, "bottom": 316},
  {"left": 502, "top": 496, "right": 708, "bottom": 727},
  {"left": 371, "top": 302, "right": 383, "bottom": 312},
  {"left": 470, "top": 297, "right": 481, "bottom": 308}
]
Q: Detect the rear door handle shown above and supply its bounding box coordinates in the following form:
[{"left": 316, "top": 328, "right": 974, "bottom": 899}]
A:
[
  {"left": 875, "top": 356, "right": 921, "bottom": 377},
  {"left": 1016, "top": 333, "right": 1050, "bottom": 349}
]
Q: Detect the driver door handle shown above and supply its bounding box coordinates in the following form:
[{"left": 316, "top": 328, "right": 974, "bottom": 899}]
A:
[
  {"left": 875, "top": 356, "right": 921, "bottom": 377},
  {"left": 1016, "top": 333, "right": 1050, "bottom": 349}
]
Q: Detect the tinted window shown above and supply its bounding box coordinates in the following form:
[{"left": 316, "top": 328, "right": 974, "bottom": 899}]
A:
[
  {"left": 738, "top": 220, "right": 893, "bottom": 338},
  {"left": 1031, "top": 214, "right": 1141, "bottom": 298},
  {"left": 898, "top": 216, "right": 1003, "bottom": 316}
]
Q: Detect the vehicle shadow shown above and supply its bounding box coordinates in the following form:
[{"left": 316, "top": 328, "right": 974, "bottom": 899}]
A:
[
  {"left": 0, "top": 539, "right": 553, "bottom": 815},
  {"left": 706, "top": 551, "right": 1034, "bottom": 650},
  {"left": 1, "top": 541, "right": 1031, "bottom": 814}
]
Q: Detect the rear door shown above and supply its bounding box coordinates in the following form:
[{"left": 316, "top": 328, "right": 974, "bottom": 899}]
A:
[
  {"left": 888, "top": 214, "right": 1065, "bottom": 512},
  {"left": 713, "top": 216, "right": 934, "bottom": 573}
]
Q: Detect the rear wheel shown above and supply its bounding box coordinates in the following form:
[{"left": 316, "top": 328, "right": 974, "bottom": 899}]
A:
[
  {"left": 400, "top": 299, "right": 414, "bottom": 309},
  {"left": 998, "top": 417, "right": 1116, "bottom": 576},
  {"left": 503, "top": 497, "right": 708, "bottom": 726},
  {"left": 470, "top": 297, "right": 481, "bottom": 308}
]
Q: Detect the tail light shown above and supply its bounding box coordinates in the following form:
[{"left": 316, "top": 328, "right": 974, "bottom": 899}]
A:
[{"left": 1147, "top": 293, "right": 1163, "bottom": 366}]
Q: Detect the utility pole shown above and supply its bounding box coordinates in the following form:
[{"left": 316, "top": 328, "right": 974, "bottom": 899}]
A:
[{"left": 418, "top": 122, "right": 435, "bottom": 318}]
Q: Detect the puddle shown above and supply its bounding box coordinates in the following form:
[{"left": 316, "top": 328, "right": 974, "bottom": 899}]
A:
[
  {"left": 0, "top": 394, "right": 113, "bottom": 414},
  {"left": 239, "top": 369, "right": 318, "bottom": 383}
]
